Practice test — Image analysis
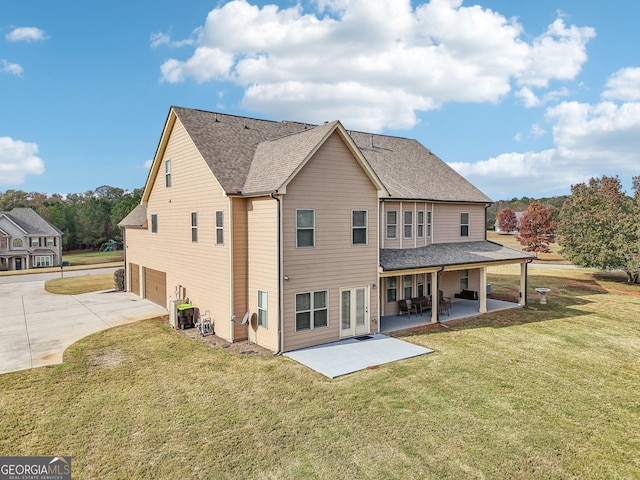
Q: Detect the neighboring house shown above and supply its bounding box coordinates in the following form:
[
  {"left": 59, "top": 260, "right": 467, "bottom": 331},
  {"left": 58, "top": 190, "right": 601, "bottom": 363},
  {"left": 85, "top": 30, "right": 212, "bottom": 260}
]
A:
[
  {"left": 494, "top": 211, "right": 525, "bottom": 234},
  {"left": 0, "top": 208, "right": 63, "bottom": 271},
  {"left": 119, "top": 107, "right": 533, "bottom": 353}
]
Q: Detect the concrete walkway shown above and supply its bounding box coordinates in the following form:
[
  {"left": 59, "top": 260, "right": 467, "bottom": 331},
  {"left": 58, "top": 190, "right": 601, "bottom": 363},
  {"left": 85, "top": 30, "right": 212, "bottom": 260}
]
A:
[{"left": 0, "top": 281, "right": 167, "bottom": 375}]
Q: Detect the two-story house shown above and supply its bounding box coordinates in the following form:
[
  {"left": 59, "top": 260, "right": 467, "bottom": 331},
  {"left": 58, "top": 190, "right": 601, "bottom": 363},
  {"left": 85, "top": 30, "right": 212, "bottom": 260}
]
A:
[
  {"left": 119, "top": 107, "right": 532, "bottom": 353},
  {"left": 0, "top": 208, "right": 63, "bottom": 271}
]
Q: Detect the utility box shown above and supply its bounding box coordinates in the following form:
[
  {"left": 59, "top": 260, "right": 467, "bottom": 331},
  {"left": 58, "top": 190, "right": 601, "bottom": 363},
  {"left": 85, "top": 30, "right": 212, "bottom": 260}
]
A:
[{"left": 177, "top": 303, "right": 195, "bottom": 329}]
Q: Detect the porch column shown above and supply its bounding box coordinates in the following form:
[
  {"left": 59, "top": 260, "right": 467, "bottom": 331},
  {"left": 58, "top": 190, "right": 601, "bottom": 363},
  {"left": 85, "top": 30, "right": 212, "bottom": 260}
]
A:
[
  {"left": 519, "top": 262, "right": 527, "bottom": 306},
  {"left": 431, "top": 272, "right": 438, "bottom": 324},
  {"left": 479, "top": 267, "right": 487, "bottom": 313}
]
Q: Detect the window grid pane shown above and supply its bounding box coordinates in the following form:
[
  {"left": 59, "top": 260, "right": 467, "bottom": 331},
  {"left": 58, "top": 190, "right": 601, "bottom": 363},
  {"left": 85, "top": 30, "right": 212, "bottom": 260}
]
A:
[{"left": 386, "top": 210, "right": 397, "bottom": 239}]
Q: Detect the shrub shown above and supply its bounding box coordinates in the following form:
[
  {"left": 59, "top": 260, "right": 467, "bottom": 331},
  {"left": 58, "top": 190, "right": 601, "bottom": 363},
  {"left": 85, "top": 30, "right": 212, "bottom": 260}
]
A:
[{"left": 114, "top": 268, "right": 125, "bottom": 291}]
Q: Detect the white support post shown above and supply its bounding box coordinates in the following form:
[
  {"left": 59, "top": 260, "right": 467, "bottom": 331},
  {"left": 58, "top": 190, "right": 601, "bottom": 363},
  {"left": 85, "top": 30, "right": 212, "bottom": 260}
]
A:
[
  {"left": 519, "top": 262, "right": 527, "bottom": 306},
  {"left": 431, "top": 272, "right": 439, "bottom": 324},
  {"left": 479, "top": 267, "right": 487, "bottom": 313}
]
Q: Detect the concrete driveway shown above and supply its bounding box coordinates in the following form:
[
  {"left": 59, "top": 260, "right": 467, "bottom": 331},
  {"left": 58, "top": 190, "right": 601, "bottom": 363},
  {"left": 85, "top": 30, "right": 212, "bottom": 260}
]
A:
[{"left": 0, "top": 280, "right": 167, "bottom": 375}]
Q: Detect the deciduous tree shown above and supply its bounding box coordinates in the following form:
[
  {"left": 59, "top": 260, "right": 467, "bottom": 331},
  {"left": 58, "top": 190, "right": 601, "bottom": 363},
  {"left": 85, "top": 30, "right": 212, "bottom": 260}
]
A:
[
  {"left": 497, "top": 207, "right": 518, "bottom": 233},
  {"left": 516, "top": 202, "right": 556, "bottom": 253},
  {"left": 558, "top": 176, "right": 639, "bottom": 283}
]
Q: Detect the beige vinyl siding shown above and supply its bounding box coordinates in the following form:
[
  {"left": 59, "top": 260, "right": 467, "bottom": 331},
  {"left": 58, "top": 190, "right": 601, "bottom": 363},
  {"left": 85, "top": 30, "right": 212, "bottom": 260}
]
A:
[
  {"left": 246, "top": 197, "right": 280, "bottom": 350},
  {"left": 124, "top": 118, "right": 234, "bottom": 341},
  {"left": 281, "top": 132, "right": 379, "bottom": 352},
  {"left": 231, "top": 197, "right": 248, "bottom": 341},
  {"left": 432, "top": 203, "right": 486, "bottom": 243}
]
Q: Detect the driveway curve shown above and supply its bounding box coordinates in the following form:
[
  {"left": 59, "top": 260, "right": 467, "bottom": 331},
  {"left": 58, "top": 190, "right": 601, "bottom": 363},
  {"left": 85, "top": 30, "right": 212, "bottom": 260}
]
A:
[{"left": 0, "top": 279, "right": 167, "bottom": 375}]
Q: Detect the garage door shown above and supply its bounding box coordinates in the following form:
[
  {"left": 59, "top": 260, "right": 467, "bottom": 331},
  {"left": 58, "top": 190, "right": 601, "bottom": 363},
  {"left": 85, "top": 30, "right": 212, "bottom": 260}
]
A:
[
  {"left": 130, "top": 263, "right": 140, "bottom": 295},
  {"left": 144, "top": 268, "right": 167, "bottom": 308}
]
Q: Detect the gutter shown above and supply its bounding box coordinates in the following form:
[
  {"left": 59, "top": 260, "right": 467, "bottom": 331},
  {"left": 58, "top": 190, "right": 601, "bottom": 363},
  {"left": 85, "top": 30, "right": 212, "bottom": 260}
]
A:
[{"left": 271, "top": 192, "right": 284, "bottom": 356}]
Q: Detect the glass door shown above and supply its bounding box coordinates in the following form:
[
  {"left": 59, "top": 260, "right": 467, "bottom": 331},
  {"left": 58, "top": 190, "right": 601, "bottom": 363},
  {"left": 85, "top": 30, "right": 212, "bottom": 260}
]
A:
[{"left": 340, "top": 286, "right": 369, "bottom": 338}]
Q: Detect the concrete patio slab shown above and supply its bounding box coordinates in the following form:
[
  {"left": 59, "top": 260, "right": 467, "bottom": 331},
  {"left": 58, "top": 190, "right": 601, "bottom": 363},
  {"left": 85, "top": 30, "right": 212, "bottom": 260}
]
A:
[{"left": 284, "top": 333, "right": 434, "bottom": 378}]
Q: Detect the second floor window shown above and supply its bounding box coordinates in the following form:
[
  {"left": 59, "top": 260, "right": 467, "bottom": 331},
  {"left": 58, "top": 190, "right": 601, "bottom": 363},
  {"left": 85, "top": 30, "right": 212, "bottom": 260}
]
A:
[
  {"left": 30, "top": 237, "right": 40, "bottom": 247},
  {"left": 12, "top": 238, "right": 23, "bottom": 248},
  {"left": 165, "top": 159, "right": 172, "bottom": 187},
  {"left": 427, "top": 211, "right": 432, "bottom": 237},
  {"left": 460, "top": 212, "right": 469, "bottom": 237},
  {"left": 191, "top": 212, "right": 198, "bottom": 242},
  {"left": 46, "top": 237, "right": 55, "bottom": 247},
  {"left": 417, "top": 211, "right": 424, "bottom": 238},
  {"left": 216, "top": 211, "right": 224, "bottom": 245},
  {"left": 404, "top": 211, "right": 413, "bottom": 239},
  {"left": 151, "top": 214, "right": 158, "bottom": 233},
  {"left": 386, "top": 210, "right": 397, "bottom": 239},
  {"left": 352, "top": 210, "right": 367, "bottom": 245},
  {"left": 296, "top": 209, "right": 315, "bottom": 247}
]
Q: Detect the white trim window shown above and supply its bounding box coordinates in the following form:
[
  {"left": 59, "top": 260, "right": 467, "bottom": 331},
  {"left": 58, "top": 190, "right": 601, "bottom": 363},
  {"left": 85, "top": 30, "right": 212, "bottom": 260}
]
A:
[
  {"left": 296, "top": 209, "right": 315, "bottom": 247},
  {"left": 295, "top": 290, "right": 328, "bottom": 331},
  {"left": 404, "top": 210, "right": 413, "bottom": 239},
  {"left": 46, "top": 237, "right": 55, "bottom": 247},
  {"left": 460, "top": 212, "right": 469, "bottom": 237},
  {"left": 215, "top": 211, "right": 224, "bottom": 245},
  {"left": 427, "top": 211, "right": 432, "bottom": 238},
  {"left": 191, "top": 212, "right": 198, "bottom": 242},
  {"left": 30, "top": 237, "right": 40, "bottom": 247},
  {"left": 386, "top": 277, "right": 397, "bottom": 303},
  {"left": 35, "top": 256, "right": 51, "bottom": 267},
  {"left": 352, "top": 210, "right": 367, "bottom": 245},
  {"left": 459, "top": 269, "right": 469, "bottom": 290},
  {"left": 151, "top": 214, "right": 158, "bottom": 234},
  {"left": 403, "top": 275, "right": 413, "bottom": 299},
  {"left": 165, "top": 159, "right": 172, "bottom": 187},
  {"left": 417, "top": 273, "right": 424, "bottom": 297},
  {"left": 386, "top": 210, "right": 397, "bottom": 239},
  {"left": 258, "top": 290, "right": 267, "bottom": 328},
  {"left": 12, "top": 238, "right": 23, "bottom": 248},
  {"left": 417, "top": 211, "right": 424, "bottom": 238}
]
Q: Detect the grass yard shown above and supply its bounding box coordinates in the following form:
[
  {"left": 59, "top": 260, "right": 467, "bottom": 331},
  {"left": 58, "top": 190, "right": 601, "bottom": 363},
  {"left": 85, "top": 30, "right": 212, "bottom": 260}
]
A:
[
  {"left": 487, "top": 230, "right": 566, "bottom": 264},
  {"left": 1, "top": 268, "right": 639, "bottom": 479},
  {"left": 63, "top": 249, "right": 124, "bottom": 266},
  {"left": 44, "top": 273, "right": 115, "bottom": 295}
]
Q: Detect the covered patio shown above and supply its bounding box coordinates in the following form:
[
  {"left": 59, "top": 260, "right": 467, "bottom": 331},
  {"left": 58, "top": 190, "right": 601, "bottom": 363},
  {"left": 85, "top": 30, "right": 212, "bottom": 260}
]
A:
[{"left": 380, "top": 297, "right": 520, "bottom": 333}]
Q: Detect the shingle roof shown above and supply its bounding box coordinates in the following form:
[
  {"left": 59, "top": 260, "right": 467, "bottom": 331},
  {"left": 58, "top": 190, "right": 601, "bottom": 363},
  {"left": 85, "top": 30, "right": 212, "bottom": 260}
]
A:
[
  {"left": 171, "top": 107, "right": 492, "bottom": 203},
  {"left": 380, "top": 241, "right": 533, "bottom": 271},
  {"left": 118, "top": 204, "right": 147, "bottom": 228},
  {"left": 0, "top": 208, "right": 63, "bottom": 236}
]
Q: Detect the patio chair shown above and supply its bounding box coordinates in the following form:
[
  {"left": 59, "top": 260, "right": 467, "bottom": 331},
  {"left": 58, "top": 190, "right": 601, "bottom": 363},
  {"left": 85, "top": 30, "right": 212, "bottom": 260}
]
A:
[
  {"left": 439, "top": 290, "right": 452, "bottom": 316},
  {"left": 398, "top": 299, "right": 417, "bottom": 317}
]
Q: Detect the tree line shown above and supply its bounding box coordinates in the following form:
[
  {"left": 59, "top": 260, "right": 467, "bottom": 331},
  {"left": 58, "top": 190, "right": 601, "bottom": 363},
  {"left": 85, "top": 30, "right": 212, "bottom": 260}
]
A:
[
  {"left": 495, "top": 176, "right": 640, "bottom": 284},
  {"left": 0, "top": 186, "right": 142, "bottom": 251}
]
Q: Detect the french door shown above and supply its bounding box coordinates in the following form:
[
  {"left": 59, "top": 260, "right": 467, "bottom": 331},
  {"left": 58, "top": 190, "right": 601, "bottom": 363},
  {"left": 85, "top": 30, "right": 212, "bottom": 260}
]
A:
[{"left": 340, "top": 286, "right": 369, "bottom": 338}]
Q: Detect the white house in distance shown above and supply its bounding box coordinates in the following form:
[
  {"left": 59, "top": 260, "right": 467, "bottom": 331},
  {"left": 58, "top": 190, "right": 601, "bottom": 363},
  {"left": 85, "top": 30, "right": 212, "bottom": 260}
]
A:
[{"left": 119, "top": 106, "right": 533, "bottom": 353}]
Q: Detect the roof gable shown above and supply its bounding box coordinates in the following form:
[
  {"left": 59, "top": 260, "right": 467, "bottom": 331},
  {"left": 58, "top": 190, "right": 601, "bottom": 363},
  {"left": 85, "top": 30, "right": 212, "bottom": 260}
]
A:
[
  {"left": 0, "top": 208, "right": 62, "bottom": 236},
  {"left": 143, "top": 106, "right": 492, "bottom": 204}
]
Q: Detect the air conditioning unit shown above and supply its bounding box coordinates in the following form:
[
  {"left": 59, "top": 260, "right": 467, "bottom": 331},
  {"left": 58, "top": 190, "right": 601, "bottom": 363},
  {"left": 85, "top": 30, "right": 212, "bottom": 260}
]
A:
[{"left": 169, "top": 299, "right": 186, "bottom": 329}]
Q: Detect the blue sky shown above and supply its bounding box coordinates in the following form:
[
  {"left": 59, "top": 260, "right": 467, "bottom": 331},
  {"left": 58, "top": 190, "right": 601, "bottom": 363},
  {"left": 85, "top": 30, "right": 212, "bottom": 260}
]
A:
[{"left": 1, "top": 0, "right": 639, "bottom": 200}]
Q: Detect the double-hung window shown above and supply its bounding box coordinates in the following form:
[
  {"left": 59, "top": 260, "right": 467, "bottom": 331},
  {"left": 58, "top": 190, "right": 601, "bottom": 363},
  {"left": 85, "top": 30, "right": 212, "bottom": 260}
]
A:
[
  {"left": 352, "top": 210, "right": 367, "bottom": 245},
  {"left": 404, "top": 275, "right": 413, "bottom": 299},
  {"left": 46, "top": 237, "right": 55, "bottom": 247},
  {"left": 296, "top": 209, "right": 315, "bottom": 247},
  {"left": 459, "top": 269, "right": 469, "bottom": 290},
  {"left": 460, "top": 212, "right": 469, "bottom": 237},
  {"left": 215, "top": 211, "right": 224, "bottom": 245},
  {"left": 427, "top": 211, "right": 432, "bottom": 237},
  {"left": 386, "top": 277, "right": 397, "bottom": 303},
  {"left": 191, "top": 212, "right": 198, "bottom": 242},
  {"left": 258, "top": 290, "right": 267, "bottom": 328},
  {"left": 417, "top": 211, "right": 424, "bottom": 238},
  {"left": 30, "top": 237, "right": 40, "bottom": 247},
  {"left": 165, "top": 159, "right": 172, "bottom": 187},
  {"left": 404, "top": 211, "right": 413, "bottom": 239},
  {"left": 386, "top": 210, "right": 397, "bottom": 239},
  {"left": 151, "top": 214, "right": 158, "bottom": 234},
  {"left": 295, "top": 290, "right": 328, "bottom": 331}
]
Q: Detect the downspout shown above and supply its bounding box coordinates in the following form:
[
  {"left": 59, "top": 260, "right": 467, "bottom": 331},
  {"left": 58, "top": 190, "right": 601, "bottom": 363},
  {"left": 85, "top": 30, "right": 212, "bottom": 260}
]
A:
[
  {"left": 122, "top": 228, "right": 127, "bottom": 291},
  {"left": 271, "top": 192, "right": 283, "bottom": 356}
]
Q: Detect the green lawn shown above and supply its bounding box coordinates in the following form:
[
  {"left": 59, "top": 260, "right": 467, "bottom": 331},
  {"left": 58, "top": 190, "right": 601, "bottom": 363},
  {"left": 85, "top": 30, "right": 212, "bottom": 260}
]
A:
[
  {"left": 1, "top": 268, "right": 639, "bottom": 479},
  {"left": 63, "top": 250, "right": 124, "bottom": 266},
  {"left": 44, "top": 273, "right": 115, "bottom": 295}
]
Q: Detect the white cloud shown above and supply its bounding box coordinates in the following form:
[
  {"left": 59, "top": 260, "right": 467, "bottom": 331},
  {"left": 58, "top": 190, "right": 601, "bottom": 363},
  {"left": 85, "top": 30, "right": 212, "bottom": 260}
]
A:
[
  {"left": 1, "top": 59, "right": 23, "bottom": 77},
  {"left": 602, "top": 67, "right": 640, "bottom": 101},
  {"left": 5, "top": 27, "right": 48, "bottom": 43},
  {"left": 150, "top": 32, "right": 171, "bottom": 48},
  {"left": 143, "top": 159, "right": 153, "bottom": 169},
  {"left": 0, "top": 137, "right": 45, "bottom": 185},
  {"left": 450, "top": 94, "right": 640, "bottom": 198},
  {"left": 531, "top": 123, "right": 546, "bottom": 138},
  {"left": 158, "top": 0, "right": 594, "bottom": 131}
]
